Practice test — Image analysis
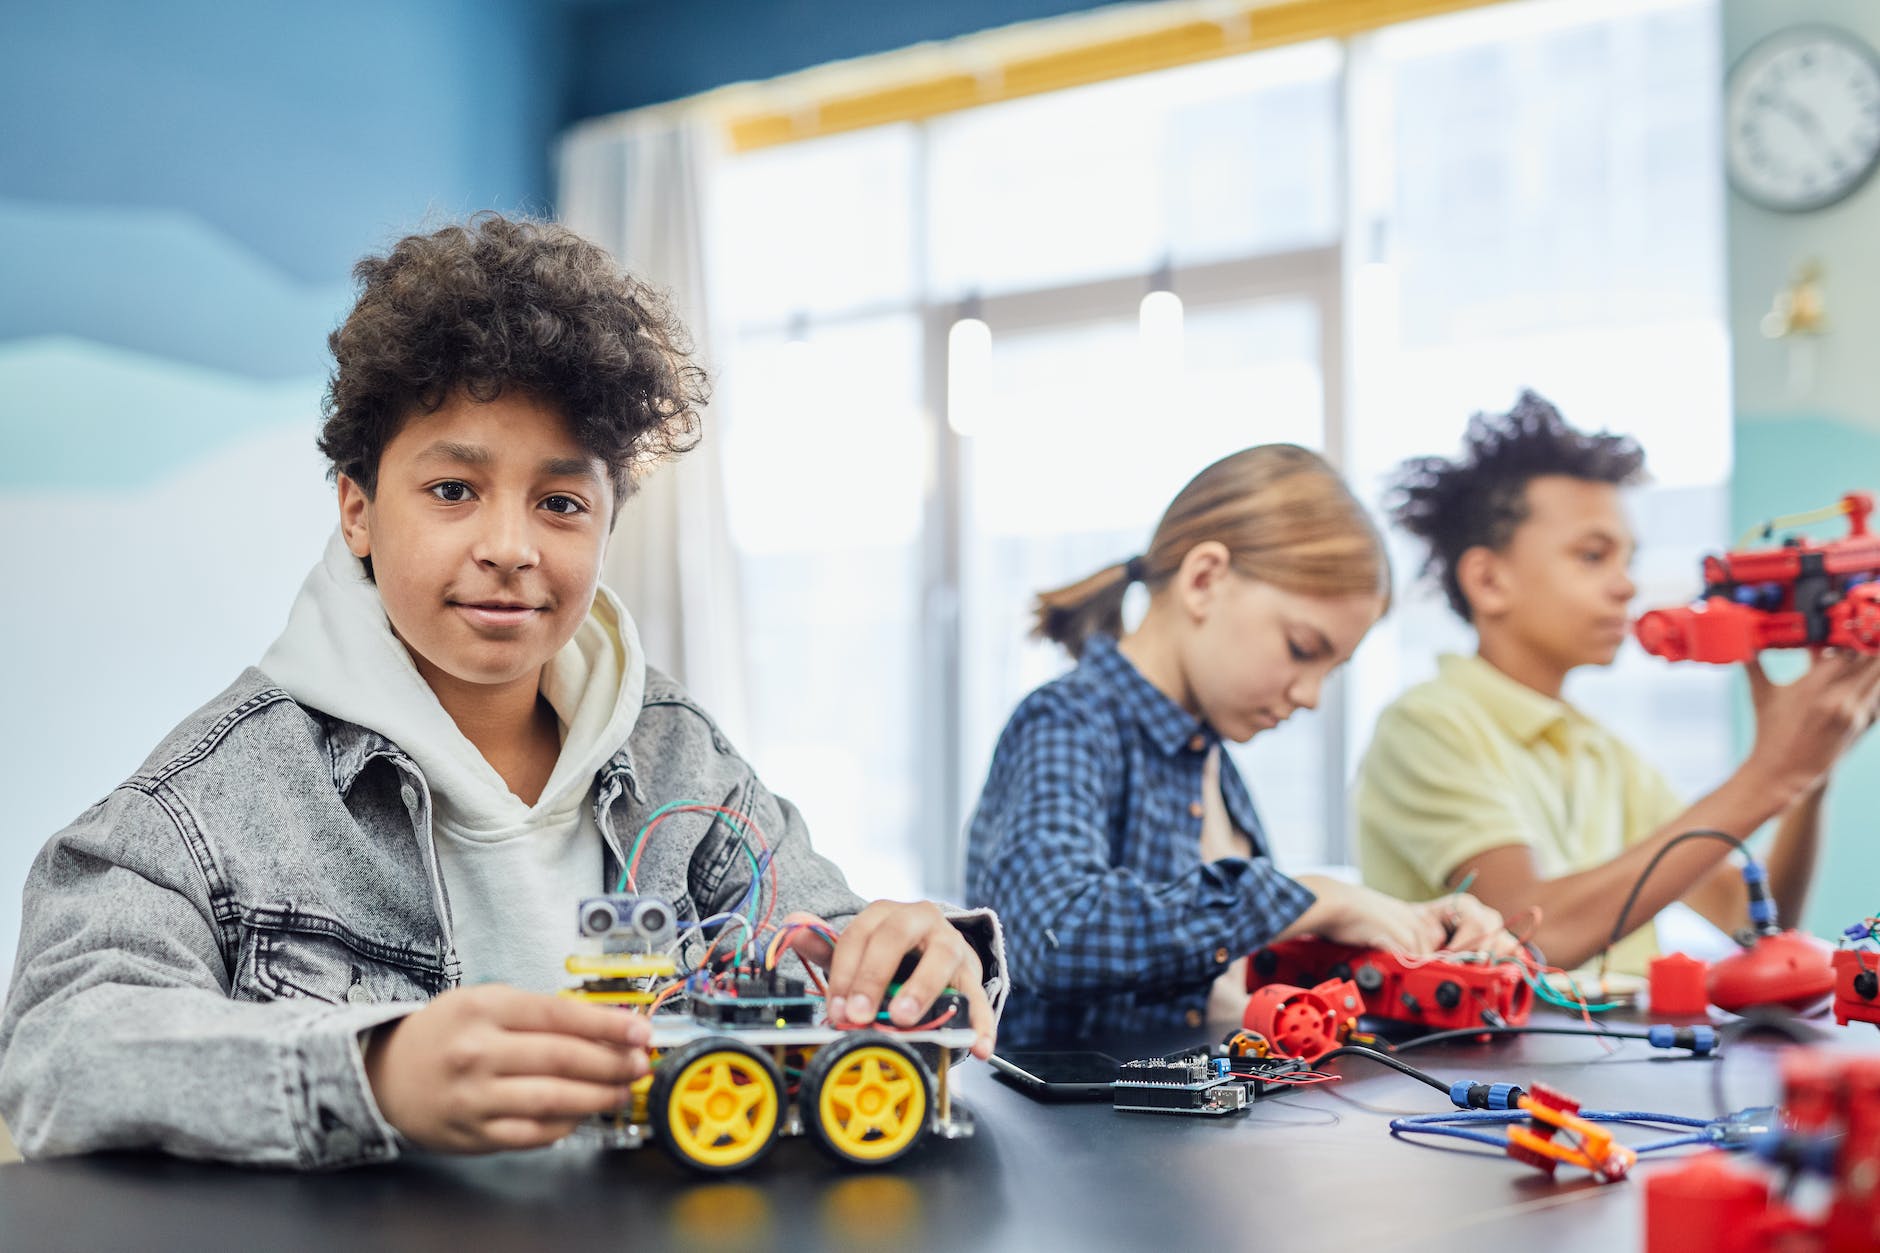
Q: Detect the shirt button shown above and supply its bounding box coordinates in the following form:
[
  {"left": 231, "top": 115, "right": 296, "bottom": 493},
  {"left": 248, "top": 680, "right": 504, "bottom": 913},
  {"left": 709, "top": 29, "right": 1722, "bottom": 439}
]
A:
[
  {"left": 1185, "top": 1009, "right": 1203, "bottom": 1029},
  {"left": 347, "top": 984, "right": 372, "bottom": 1005},
  {"left": 1188, "top": 801, "right": 1205, "bottom": 819},
  {"left": 1214, "top": 947, "right": 1231, "bottom": 964},
  {"left": 399, "top": 785, "right": 418, "bottom": 809},
  {"left": 1188, "top": 734, "right": 1206, "bottom": 752}
]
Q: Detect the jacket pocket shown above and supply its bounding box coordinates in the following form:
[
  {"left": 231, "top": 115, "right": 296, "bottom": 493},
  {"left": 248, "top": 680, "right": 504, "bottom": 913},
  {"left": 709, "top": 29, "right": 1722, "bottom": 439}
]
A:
[{"left": 234, "top": 903, "right": 449, "bottom": 1006}]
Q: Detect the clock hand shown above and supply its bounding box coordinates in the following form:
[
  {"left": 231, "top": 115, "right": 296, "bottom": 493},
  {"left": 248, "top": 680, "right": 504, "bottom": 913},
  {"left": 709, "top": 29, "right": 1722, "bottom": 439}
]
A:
[{"left": 1771, "top": 91, "right": 1835, "bottom": 155}]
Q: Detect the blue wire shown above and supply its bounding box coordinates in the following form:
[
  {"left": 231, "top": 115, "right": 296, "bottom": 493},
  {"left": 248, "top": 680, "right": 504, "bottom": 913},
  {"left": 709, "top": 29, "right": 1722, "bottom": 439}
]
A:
[{"left": 1390, "top": 1108, "right": 1724, "bottom": 1156}]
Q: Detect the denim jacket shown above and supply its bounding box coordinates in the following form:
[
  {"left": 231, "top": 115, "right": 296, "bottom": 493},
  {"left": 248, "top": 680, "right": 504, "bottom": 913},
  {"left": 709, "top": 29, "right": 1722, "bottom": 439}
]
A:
[{"left": 0, "top": 667, "right": 1005, "bottom": 1168}]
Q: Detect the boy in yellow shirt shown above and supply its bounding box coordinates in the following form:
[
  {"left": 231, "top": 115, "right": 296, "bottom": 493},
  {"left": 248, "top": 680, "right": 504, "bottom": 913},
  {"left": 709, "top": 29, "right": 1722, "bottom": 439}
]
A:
[{"left": 1355, "top": 393, "right": 1880, "bottom": 972}]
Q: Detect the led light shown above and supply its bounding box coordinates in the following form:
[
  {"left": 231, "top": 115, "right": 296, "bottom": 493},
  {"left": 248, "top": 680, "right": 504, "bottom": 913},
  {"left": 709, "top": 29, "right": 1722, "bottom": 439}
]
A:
[
  {"left": 1139, "top": 289, "right": 1184, "bottom": 381},
  {"left": 946, "top": 317, "right": 991, "bottom": 437}
]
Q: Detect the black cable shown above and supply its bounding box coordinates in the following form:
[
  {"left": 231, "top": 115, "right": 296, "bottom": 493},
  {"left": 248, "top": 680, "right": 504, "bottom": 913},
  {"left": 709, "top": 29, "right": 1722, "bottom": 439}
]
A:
[
  {"left": 1710, "top": 1009, "right": 1823, "bottom": 1117},
  {"left": 1315, "top": 1045, "right": 1452, "bottom": 1095},
  {"left": 1389, "top": 1024, "right": 1661, "bottom": 1054},
  {"left": 1607, "top": 828, "right": 1748, "bottom": 955}
]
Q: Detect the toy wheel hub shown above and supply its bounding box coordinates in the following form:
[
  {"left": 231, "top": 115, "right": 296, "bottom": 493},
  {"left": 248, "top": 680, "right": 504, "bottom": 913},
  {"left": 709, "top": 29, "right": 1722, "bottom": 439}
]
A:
[
  {"left": 667, "top": 1054, "right": 780, "bottom": 1165},
  {"left": 809, "top": 1043, "right": 932, "bottom": 1163}
]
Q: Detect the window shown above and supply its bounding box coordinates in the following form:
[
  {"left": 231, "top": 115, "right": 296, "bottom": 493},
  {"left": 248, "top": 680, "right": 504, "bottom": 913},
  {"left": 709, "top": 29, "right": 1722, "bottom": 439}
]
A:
[{"left": 708, "top": 0, "right": 1730, "bottom": 898}]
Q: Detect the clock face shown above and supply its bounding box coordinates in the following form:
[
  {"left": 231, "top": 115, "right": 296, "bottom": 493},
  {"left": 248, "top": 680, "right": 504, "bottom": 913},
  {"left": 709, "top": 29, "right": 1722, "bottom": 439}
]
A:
[{"left": 1727, "top": 26, "right": 1880, "bottom": 212}]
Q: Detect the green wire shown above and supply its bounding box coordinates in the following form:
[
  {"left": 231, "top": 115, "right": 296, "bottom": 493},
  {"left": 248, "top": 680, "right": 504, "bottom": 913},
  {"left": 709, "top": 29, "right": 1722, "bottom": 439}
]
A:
[
  {"left": 1531, "top": 973, "right": 1622, "bottom": 1014},
  {"left": 1495, "top": 956, "right": 1622, "bottom": 1014},
  {"left": 613, "top": 798, "right": 766, "bottom": 910}
]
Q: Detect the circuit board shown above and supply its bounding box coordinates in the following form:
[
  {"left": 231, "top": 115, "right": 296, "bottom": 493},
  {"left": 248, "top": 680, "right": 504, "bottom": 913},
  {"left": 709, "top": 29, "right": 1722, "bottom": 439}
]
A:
[{"left": 1111, "top": 1050, "right": 1313, "bottom": 1116}]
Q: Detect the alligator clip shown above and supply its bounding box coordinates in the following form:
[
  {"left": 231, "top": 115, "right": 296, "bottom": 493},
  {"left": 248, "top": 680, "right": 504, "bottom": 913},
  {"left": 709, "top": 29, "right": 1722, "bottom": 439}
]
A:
[{"left": 1505, "top": 1084, "right": 1638, "bottom": 1181}]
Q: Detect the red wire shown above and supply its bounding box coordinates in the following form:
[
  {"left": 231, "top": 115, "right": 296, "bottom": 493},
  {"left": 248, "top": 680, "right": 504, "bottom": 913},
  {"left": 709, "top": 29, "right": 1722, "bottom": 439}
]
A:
[
  {"left": 626, "top": 803, "right": 770, "bottom": 890},
  {"left": 625, "top": 803, "right": 778, "bottom": 953}
]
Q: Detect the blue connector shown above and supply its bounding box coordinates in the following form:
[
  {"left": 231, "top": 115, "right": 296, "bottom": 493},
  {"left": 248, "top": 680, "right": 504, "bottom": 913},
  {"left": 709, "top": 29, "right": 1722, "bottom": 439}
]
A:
[
  {"left": 1740, "top": 860, "right": 1778, "bottom": 931},
  {"left": 1705, "top": 1107, "right": 1778, "bottom": 1148},
  {"left": 1750, "top": 1129, "right": 1837, "bottom": 1177},
  {"left": 1648, "top": 1024, "right": 1718, "bottom": 1056},
  {"left": 1449, "top": 1079, "right": 1523, "bottom": 1110}
]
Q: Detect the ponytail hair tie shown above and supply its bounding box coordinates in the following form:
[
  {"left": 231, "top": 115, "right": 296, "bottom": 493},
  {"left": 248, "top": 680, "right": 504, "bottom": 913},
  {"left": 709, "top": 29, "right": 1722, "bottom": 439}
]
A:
[{"left": 1123, "top": 555, "right": 1148, "bottom": 584}]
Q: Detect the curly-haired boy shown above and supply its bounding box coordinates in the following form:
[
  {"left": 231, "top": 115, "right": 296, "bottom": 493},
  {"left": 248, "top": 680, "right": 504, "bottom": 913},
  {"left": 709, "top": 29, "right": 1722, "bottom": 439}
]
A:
[
  {"left": 1355, "top": 391, "right": 1880, "bottom": 972},
  {"left": 0, "top": 215, "right": 1004, "bottom": 1166}
]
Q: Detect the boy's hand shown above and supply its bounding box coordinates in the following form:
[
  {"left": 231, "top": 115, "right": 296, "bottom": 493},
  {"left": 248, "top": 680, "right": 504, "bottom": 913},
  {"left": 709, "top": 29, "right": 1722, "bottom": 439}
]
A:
[
  {"left": 783, "top": 900, "right": 996, "bottom": 1060},
  {"left": 364, "top": 985, "right": 651, "bottom": 1153},
  {"left": 1746, "top": 651, "right": 1880, "bottom": 795}
]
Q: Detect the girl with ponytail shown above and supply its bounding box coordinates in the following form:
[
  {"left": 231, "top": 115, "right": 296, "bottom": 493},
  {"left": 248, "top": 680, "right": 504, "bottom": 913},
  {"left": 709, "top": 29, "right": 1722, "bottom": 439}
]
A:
[{"left": 966, "top": 444, "right": 1509, "bottom": 1044}]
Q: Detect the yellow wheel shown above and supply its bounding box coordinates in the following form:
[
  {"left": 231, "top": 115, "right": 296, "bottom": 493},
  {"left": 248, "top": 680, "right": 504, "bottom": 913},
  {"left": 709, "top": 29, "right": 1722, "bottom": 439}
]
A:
[
  {"left": 649, "top": 1038, "right": 783, "bottom": 1173},
  {"left": 802, "top": 1033, "right": 933, "bottom": 1166}
]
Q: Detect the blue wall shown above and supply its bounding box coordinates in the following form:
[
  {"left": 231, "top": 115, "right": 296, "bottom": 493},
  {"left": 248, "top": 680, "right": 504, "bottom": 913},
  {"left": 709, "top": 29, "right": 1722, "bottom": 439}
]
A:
[
  {"left": 0, "top": 0, "right": 570, "bottom": 993},
  {"left": 566, "top": 0, "right": 1113, "bottom": 119}
]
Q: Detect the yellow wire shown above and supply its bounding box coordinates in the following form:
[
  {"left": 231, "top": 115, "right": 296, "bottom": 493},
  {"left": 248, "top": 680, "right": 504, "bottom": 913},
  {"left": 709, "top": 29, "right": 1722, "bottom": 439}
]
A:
[{"left": 1736, "top": 499, "right": 1852, "bottom": 550}]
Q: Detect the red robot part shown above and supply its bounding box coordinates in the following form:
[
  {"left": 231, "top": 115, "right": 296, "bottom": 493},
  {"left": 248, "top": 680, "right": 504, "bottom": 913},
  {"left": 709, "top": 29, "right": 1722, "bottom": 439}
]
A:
[
  {"left": 1246, "top": 937, "right": 1533, "bottom": 1031},
  {"left": 1645, "top": 1152, "right": 1795, "bottom": 1253},
  {"left": 1707, "top": 931, "right": 1836, "bottom": 1014},
  {"left": 1645, "top": 1051, "right": 1880, "bottom": 1253},
  {"left": 1241, "top": 977, "right": 1363, "bottom": 1063},
  {"left": 1831, "top": 948, "right": 1880, "bottom": 1029},
  {"left": 1637, "top": 491, "right": 1880, "bottom": 665},
  {"left": 1648, "top": 951, "right": 1711, "bottom": 1016}
]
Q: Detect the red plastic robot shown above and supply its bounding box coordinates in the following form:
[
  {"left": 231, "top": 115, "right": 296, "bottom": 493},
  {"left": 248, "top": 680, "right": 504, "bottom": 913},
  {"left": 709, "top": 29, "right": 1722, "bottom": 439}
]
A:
[
  {"left": 1646, "top": 1052, "right": 1880, "bottom": 1253},
  {"left": 1246, "top": 937, "right": 1533, "bottom": 1033},
  {"left": 1635, "top": 491, "right": 1880, "bottom": 664}
]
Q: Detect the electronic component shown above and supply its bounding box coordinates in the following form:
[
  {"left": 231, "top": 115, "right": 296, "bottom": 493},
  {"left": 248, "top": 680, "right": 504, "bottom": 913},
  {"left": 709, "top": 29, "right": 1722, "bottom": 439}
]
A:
[
  {"left": 576, "top": 893, "right": 678, "bottom": 952},
  {"left": 561, "top": 880, "right": 978, "bottom": 1174},
  {"left": 1242, "top": 975, "right": 1364, "bottom": 1061},
  {"left": 689, "top": 970, "right": 820, "bottom": 1026},
  {"left": 1247, "top": 937, "right": 1533, "bottom": 1032},
  {"left": 1832, "top": 945, "right": 1880, "bottom": 1030},
  {"left": 1635, "top": 490, "right": 1880, "bottom": 664},
  {"left": 1646, "top": 1051, "right": 1880, "bottom": 1251},
  {"left": 1111, "top": 1047, "right": 1312, "bottom": 1116}
]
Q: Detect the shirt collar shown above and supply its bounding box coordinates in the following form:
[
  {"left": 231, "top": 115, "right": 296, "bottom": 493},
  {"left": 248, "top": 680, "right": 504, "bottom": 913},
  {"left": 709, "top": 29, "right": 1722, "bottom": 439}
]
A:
[
  {"left": 1083, "top": 634, "right": 1213, "bottom": 756},
  {"left": 1438, "top": 652, "right": 1578, "bottom": 746}
]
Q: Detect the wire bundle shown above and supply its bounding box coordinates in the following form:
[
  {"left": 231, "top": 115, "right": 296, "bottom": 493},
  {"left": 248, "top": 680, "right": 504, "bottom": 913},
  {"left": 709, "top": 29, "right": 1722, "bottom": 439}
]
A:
[
  {"left": 1389, "top": 1107, "right": 1716, "bottom": 1155},
  {"left": 616, "top": 799, "right": 779, "bottom": 963}
]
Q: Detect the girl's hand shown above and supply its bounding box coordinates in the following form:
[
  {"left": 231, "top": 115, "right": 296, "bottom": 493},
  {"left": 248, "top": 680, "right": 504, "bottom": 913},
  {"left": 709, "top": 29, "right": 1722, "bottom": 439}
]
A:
[
  {"left": 1426, "top": 890, "right": 1515, "bottom": 956},
  {"left": 1287, "top": 876, "right": 1514, "bottom": 958},
  {"left": 785, "top": 900, "right": 996, "bottom": 1060}
]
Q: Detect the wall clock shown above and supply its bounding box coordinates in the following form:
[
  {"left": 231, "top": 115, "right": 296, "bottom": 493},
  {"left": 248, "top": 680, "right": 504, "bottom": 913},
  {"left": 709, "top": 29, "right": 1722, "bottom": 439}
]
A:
[{"left": 1726, "top": 25, "right": 1880, "bottom": 212}]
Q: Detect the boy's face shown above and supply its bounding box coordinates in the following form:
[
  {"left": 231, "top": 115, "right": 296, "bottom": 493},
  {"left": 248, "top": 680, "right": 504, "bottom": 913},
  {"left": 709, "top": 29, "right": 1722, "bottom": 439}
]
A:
[
  {"left": 1469, "top": 475, "right": 1637, "bottom": 672},
  {"left": 337, "top": 391, "right": 615, "bottom": 693}
]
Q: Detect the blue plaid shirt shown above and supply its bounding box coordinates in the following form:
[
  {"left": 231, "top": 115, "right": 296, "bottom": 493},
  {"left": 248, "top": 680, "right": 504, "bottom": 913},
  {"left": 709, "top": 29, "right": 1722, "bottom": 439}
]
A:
[{"left": 965, "top": 634, "right": 1318, "bottom": 1044}]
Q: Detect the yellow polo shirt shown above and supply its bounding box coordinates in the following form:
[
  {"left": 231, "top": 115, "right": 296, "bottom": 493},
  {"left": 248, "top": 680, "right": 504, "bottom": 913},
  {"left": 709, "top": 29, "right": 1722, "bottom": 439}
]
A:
[{"left": 1354, "top": 653, "right": 1683, "bottom": 975}]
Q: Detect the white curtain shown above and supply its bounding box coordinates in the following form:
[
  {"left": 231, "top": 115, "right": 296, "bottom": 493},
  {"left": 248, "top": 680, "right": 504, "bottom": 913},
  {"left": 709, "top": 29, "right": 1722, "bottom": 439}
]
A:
[{"left": 558, "top": 111, "right": 748, "bottom": 742}]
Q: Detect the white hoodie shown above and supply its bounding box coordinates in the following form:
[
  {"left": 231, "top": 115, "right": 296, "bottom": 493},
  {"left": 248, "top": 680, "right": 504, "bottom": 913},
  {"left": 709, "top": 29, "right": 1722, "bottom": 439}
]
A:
[{"left": 260, "top": 530, "right": 647, "bottom": 992}]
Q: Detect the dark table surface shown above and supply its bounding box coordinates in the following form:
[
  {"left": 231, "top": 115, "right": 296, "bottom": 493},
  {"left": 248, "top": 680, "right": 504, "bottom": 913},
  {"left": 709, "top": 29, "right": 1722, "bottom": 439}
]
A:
[{"left": 0, "top": 1011, "right": 1847, "bottom": 1253}]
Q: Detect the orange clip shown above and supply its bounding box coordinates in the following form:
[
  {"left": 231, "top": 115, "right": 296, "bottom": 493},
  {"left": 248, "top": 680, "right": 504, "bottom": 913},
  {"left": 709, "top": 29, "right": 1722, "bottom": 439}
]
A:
[{"left": 1505, "top": 1085, "right": 1638, "bottom": 1182}]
